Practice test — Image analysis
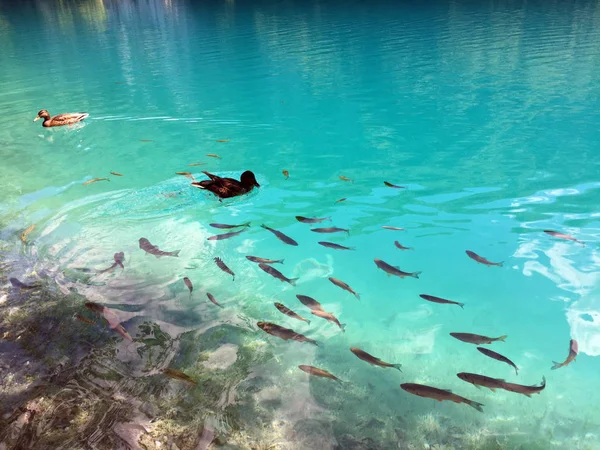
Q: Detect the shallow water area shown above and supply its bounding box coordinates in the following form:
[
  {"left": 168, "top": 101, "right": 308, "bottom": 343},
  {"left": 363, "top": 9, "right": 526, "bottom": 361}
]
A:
[{"left": 1, "top": 0, "right": 600, "bottom": 449}]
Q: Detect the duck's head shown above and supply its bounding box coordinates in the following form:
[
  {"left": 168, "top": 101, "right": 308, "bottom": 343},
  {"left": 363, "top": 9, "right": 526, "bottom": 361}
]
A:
[
  {"left": 241, "top": 171, "right": 260, "bottom": 188},
  {"left": 34, "top": 110, "right": 50, "bottom": 122}
]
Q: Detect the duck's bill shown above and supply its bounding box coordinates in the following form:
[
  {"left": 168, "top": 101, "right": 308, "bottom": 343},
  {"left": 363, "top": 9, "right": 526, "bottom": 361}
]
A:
[{"left": 33, "top": 116, "right": 40, "bottom": 121}]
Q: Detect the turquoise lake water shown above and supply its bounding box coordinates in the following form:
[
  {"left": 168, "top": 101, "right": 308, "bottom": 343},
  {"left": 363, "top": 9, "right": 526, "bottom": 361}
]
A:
[{"left": 1, "top": 0, "right": 600, "bottom": 448}]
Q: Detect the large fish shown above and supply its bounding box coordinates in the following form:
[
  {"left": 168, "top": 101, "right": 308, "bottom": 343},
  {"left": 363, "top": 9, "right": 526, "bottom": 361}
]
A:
[
  {"left": 84, "top": 302, "right": 132, "bottom": 341},
  {"left": 456, "top": 372, "right": 506, "bottom": 392},
  {"left": 477, "top": 347, "right": 519, "bottom": 375},
  {"left": 296, "top": 294, "right": 324, "bottom": 311},
  {"left": 374, "top": 259, "right": 420, "bottom": 279},
  {"left": 311, "top": 227, "right": 349, "bottom": 234},
  {"left": 258, "top": 263, "right": 298, "bottom": 285},
  {"left": 543, "top": 230, "right": 584, "bottom": 247},
  {"left": 214, "top": 257, "right": 235, "bottom": 280},
  {"left": 274, "top": 302, "right": 310, "bottom": 324},
  {"left": 261, "top": 224, "right": 298, "bottom": 246},
  {"left": 296, "top": 216, "right": 330, "bottom": 224},
  {"left": 450, "top": 332, "right": 507, "bottom": 345},
  {"left": 183, "top": 277, "right": 193, "bottom": 299},
  {"left": 257, "top": 322, "right": 318, "bottom": 346},
  {"left": 139, "top": 238, "right": 180, "bottom": 258},
  {"left": 100, "top": 252, "right": 125, "bottom": 273},
  {"left": 465, "top": 250, "right": 503, "bottom": 267},
  {"left": 350, "top": 347, "right": 402, "bottom": 371},
  {"left": 246, "top": 255, "right": 284, "bottom": 265},
  {"left": 209, "top": 222, "right": 250, "bottom": 229},
  {"left": 551, "top": 339, "right": 578, "bottom": 370},
  {"left": 298, "top": 365, "right": 343, "bottom": 383},
  {"left": 419, "top": 294, "right": 464, "bottom": 309},
  {"left": 207, "top": 228, "right": 247, "bottom": 241},
  {"left": 311, "top": 310, "right": 345, "bottom": 332},
  {"left": 318, "top": 241, "right": 354, "bottom": 251},
  {"left": 400, "top": 383, "right": 484, "bottom": 412},
  {"left": 9, "top": 278, "right": 38, "bottom": 289},
  {"left": 328, "top": 277, "right": 360, "bottom": 300},
  {"left": 502, "top": 377, "right": 546, "bottom": 397}
]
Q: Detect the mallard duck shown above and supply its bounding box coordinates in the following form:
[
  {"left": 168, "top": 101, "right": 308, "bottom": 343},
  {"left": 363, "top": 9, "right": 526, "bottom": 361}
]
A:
[
  {"left": 33, "top": 110, "right": 89, "bottom": 127},
  {"left": 191, "top": 170, "right": 259, "bottom": 199}
]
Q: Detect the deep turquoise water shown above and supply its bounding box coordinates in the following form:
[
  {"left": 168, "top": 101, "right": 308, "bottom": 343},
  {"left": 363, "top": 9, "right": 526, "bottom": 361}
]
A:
[{"left": 1, "top": 0, "right": 600, "bottom": 448}]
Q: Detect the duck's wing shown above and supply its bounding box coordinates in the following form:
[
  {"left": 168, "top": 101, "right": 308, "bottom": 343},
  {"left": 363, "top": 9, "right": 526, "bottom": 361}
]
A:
[
  {"left": 201, "top": 171, "right": 221, "bottom": 181},
  {"left": 52, "top": 112, "right": 89, "bottom": 125},
  {"left": 190, "top": 180, "right": 214, "bottom": 190}
]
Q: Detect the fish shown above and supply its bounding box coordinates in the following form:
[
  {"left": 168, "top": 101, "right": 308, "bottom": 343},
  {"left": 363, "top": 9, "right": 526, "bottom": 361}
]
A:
[
  {"left": 374, "top": 259, "right": 421, "bottom": 279},
  {"left": 214, "top": 257, "right": 235, "bottom": 280},
  {"left": 83, "top": 177, "right": 110, "bottom": 186},
  {"left": 261, "top": 224, "right": 298, "bottom": 246},
  {"left": 318, "top": 241, "right": 354, "bottom": 251},
  {"left": 163, "top": 368, "right": 198, "bottom": 385},
  {"left": 311, "top": 227, "right": 349, "bottom": 234},
  {"left": 209, "top": 222, "right": 251, "bottom": 229},
  {"left": 176, "top": 171, "right": 196, "bottom": 180},
  {"left": 216, "top": 139, "right": 230, "bottom": 143},
  {"left": 311, "top": 309, "right": 345, "bottom": 332},
  {"left": 394, "top": 241, "right": 413, "bottom": 251},
  {"left": 207, "top": 153, "right": 221, "bottom": 158},
  {"left": 257, "top": 322, "right": 318, "bottom": 346},
  {"left": 283, "top": 170, "right": 289, "bottom": 179},
  {"left": 298, "top": 365, "right": 343, "bottom": 383},
  {"left": 295, "top": 216, "right": 330, "bottom": 224},
  {"left": 551, "top": 339, "right": 578, "bottom": 370},
  {"left": 246, "top": 255, "right": 284, "bottom": 264},
  {"left": 183, "top": 277, "right": 193, "bottom": 293},
  {"left": 350, "top": 347, "right": 402, "bottom": 371},
  {"left": 139, "top": 238, "right": 181, "bottom": 258},
  {"left": 206, "top": 292, "right": 224, "bottom": 308},
  {"left": 296, "top": 294, "right": 324, "bottom": 311},
  {"left": 258, "top": 263, "right": 298, "bottom": 285},
  {"left": 328, "top": 277, "right": 360, "bottom": 299},
  {"left": 339, "top": 175, "right": 353, "bottom": 182},
  {"left": 419, "top": 294, "right": 464, "bottom": 308},
  {"left": 477, "top": 347, "right": 519, "bottom": 375},
  {"left": 73, "top": 313, "right": 95, "bottom": 325},
  {"left": 384, "top": 181, "right": 406, "bottom": 189},
  {"left": 20, "top": 224, "right": 36, "bottom": 243},
  {"left": 502, "top": 377, "right": 546, "bottom": 397},
  {"left": 544, "top": 230, "right": 584, "bottom": 246},
  {"left": 99, "top": 251, "right": 125, "bottom": 273},
  {"left": 207, "top": 229, "right": 247, "bottom": 241},
  {"left": 465, "top": 250, "right": 503, "bottom": 267},
  {"left": 457, "top": 372, "right": 507, "bottom": 392},
  {"left": 188, "top": 162, "right": 206, "bottom": 167},
  {"left": 450, "top": 332, "right": 507, "bottom": 345},
  {"left": 84, "top": 302, "right": 105, "bottom": 314},
  {"left": 110, "top": 171, "right": 123, "bottom": 176},
  {"left": 139, "top": 139, "right": 154, "bottom": 142},
  {"left": 274, "top": 302, "right": 310, "bottom": 324},
  {"left": 382, "top": 226, "right": 404, "bottom": 231},
  {"left": 335, "top": 198, "right": 347, "bottom": 204},
  {"left": 400, "top": 383, "right": 484, "bottom": 412},
  {"left": 84, "top": 302, "right": 132, "bottom": 341},
  {"left": 9, "top": 278, "right": 37, "bottom": 289}
]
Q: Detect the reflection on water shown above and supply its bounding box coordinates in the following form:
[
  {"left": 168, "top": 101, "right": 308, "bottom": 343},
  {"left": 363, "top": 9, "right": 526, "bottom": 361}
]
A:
[{"left": 2, "top": 0, "right": 600, "bottom": 448}]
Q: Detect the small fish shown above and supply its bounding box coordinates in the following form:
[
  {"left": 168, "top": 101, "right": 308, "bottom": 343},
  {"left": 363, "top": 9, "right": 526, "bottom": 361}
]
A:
[
  {"left": 450, "top": 332, "right": 507, "bottom": 345},
  {"left": 419, "top": 294, "right": 464, "bottom": 308},
  {"left": 339, "top": 175, "right": 353, "bottom": 183},
  {"left": 246, "top": 255, "right": 284, "bottom": 264},
  {"left": 83, "top": 177, "right": 110, "bottom": 186},
  {"left": 20, "top": 224, "right": 36, "bottom": 243},
  {"left": 84, "top": 302, "right": 132, "bottom": 341},
  {"left": 551, "top": 339, "right": 578, "bottom": 370},
  {"left": 110, "top": 171, "right": 123, "bottom": 176},
  {"left": 477, "top": 347, "right": 519, "bottom": 375},
  {"left": 374, "top": 259, "right": 420, "bottom": 279},
  {"left": 206, "top": 292, "right": 224, "bottom": 308},
  {"left": 9, "top": 278, "right": 37, "bottom": 289},
  {"left": 394, "top": 241, "right": 412, "bottom": 250},
  {"left": 350, "top": 347, "right": 402, "bottom": 371},
  {"left": 502, "top": 377, "right": 546, "bottom": 397},
  {"left": 207, "top": 228, "right": 247, "bottom": 241},
  {"left": 139, "top": 238, "right": 180, "bottom": 258},
  {"left": 318, "top": 241, "right": 354, "bottom": 251},
  {"left": 466, "top": 250, "right": 503, "bottom": 267},
  {"left": 207, "top": 153, "right": 221, "bottom": 158},
  {"left": 84, "top": 302, "right": 105, "bottom": 314},
  {"left": 214, "top": 257, "right": 235, "bottom": 280},
  {"left": 74, "top": 313, "right": 95, "bottom": 325},
  {"left": 183, "top": 277, "right": 193, "bottom": 293},
  {"left": 257, "top": 321, "right": 318, "bottom": 346},
  {"left": 382, "top": 226, "right": 404, "bottom": 231},
  {"left": 457, "top": 372, "right": 506, "bottom": 392},
  {"left": 298, "top": 365, "right": 343, "bottom": 383},
  {"left": 544, "top": 230, "right": 584, "bottom": 246},
  {"left": 311, "top": 227, "right": 349, "bottom": 234},
  {"left": 283, "top": 170, "right": 289, "bottom": 179},
  {"left": 99, "top": 251, "right": 125, "bottom": 273},
  {"left": 274, "top": 302, "right": 310, "bottom": 324},
  {"left": 335, "top": 198, "right": 347, "bottom": 204},
  {"left": 296, "top": 294, "right": 324, "bottom": 311},
  {"left": 188, "top": 162, "right": 206, "bottom": 166},
  {"left": 384, "top": 181, "right": 406, "bottom": 189},
  {"left": 216, "top": 139, "right": 230, "bottom": 143},
  {"left": 400, "top": 383, "right": 484, "bottom": 412},
  {"left": 295, "top": 216, "right": 331, "bottom": 224},
  {"left": 261, "top": 224, "right": 298, "bottom": 246},
  {"left": 258, "top": 263, "right": 298, "bottom": 285},
  {"left": 209, "top": 222, "right": 251, "bottom": 229},
  {"left": 311, "top": 309, "right": 345, "bottom": 332},
  {"left": 163, "top": 368, "right": 198, "bottom": 385},
  {"left": 328, "top": 277, "right": 360, "bottom": 299},
  {"left": 139, "top": 139, "right": 154, "bottom": 142},
  {"left": 176, "top": 171, "right": 196, "bottom": 180}
]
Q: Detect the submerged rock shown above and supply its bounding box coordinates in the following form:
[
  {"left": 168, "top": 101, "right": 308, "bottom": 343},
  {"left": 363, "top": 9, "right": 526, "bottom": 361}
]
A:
[{"left": 202, "top": 344, "right": 238, "bottom": 370}]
